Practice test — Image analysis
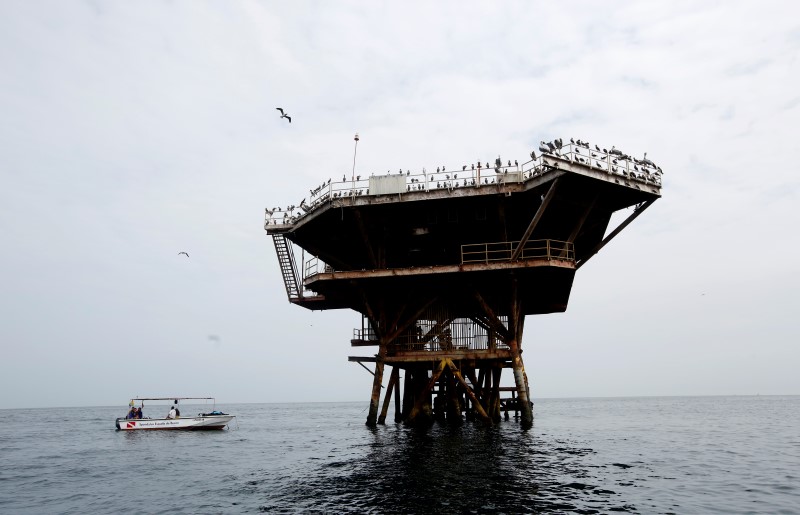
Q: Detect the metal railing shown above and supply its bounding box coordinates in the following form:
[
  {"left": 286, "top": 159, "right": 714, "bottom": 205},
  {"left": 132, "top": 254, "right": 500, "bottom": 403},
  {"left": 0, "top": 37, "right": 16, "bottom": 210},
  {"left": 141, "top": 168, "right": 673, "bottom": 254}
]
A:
[
  {"left": 353, "top": 315, "right": 511, "bottom": 352},
  {"left": 264, "top": 142, "right": 662, "bottom": 228},
  {"left": 303, "top": 256, "right": 334, "bottom": 280},
  {"left": 461, "top": 239, "right": 574, "bottom": 264},
  {"left": 554, "top": 143, "right": 663, "bottom": 185}
]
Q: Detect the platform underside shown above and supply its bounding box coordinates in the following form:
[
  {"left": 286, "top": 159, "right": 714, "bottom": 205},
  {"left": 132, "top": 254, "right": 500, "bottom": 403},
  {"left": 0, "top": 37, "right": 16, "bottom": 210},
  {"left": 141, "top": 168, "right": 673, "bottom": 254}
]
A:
[{"left": 302, "top": 259, "right": 575, "bottom": 315}]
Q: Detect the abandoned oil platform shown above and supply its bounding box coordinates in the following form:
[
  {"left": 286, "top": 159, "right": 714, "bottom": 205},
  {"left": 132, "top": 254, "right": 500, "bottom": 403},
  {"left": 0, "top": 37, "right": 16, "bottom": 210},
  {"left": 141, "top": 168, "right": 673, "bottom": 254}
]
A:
[{"left": 265, "top": 139, "right": 661, "bottom": 429}]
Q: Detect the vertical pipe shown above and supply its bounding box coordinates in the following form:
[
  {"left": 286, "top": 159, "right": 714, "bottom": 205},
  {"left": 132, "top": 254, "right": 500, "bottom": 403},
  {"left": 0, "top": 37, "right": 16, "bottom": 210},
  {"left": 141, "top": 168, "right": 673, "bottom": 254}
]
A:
[
  {"left": 491, "top": 366, "right": 502, "bottom": 423},
  {"left": 482, "top": 367, "right": 492, "bottom": 412},
  {"left": 402, "top": 367, "right": 414, "bottom": 420},
  {"left": 394, "top": 368, "right": 402, "bottom": 423}
]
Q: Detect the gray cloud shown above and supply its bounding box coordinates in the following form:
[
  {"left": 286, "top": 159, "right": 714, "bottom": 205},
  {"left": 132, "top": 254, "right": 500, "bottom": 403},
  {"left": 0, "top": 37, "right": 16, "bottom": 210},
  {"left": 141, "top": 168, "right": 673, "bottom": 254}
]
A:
[{"left": 1, "top": 0, "right": 798, "bottom": 408}]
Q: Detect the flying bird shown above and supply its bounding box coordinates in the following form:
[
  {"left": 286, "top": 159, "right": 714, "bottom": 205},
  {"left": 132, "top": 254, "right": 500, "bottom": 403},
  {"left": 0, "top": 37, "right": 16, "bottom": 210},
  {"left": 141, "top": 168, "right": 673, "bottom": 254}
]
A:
[
  {"left": 178, "top": 251, "right": 189, "bottom": 258},
  {"left": 276, "top": 107, "right": 291, "bottom": 123}
]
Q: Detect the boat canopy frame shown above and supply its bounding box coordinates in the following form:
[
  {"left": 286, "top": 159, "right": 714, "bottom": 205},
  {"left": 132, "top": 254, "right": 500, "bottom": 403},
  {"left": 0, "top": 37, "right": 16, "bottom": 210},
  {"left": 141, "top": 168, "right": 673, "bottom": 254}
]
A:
[{"left": 130, "top": 397, "right": 216, "bottom": 401}]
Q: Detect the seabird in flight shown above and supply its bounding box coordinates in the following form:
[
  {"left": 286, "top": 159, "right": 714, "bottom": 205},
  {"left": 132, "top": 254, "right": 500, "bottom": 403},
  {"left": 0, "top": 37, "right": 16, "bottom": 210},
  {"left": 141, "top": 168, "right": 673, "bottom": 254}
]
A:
[
  {"left": 178, "top": 251, "right": 189, "bottom": 258},
  {"left": 276, "top": 107, "right": 291, "bottom": 123}
]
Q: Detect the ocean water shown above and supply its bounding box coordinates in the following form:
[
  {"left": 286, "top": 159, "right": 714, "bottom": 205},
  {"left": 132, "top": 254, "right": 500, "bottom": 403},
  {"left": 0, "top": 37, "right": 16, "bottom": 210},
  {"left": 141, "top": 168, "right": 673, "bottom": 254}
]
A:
[{"left": 0, "top": 396, "right": 797, "bottom": 514}]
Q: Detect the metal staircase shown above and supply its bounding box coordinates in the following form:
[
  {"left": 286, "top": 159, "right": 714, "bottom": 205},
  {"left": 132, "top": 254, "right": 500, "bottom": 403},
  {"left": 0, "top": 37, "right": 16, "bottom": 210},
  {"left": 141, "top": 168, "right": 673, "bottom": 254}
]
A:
[{"left": 272, "top": 234, "right": 301, "bottom": 301}]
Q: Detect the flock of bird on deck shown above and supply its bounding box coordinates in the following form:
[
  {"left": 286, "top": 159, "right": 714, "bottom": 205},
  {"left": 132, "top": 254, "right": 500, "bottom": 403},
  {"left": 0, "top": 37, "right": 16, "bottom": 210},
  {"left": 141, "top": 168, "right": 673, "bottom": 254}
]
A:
[
  {"left": 266, "top": 128, "right": 662, "bottom": 225},
  {"left": 536, "top": 138, "right": 662, "bottom": 181}
]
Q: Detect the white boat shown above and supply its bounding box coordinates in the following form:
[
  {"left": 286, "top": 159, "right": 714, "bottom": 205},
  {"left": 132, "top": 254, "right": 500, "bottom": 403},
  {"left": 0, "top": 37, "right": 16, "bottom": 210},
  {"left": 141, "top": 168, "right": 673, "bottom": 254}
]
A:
[{"left": 115, "top": 397, "right": 235, "bottom": 431}]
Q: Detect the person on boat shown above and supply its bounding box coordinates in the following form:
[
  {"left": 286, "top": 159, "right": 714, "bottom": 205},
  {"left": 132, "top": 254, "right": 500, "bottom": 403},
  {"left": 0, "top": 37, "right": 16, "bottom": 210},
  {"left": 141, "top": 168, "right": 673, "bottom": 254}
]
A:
[
  {"left": 134, "top": 407, "right": 143, "bottom": 419},
  {"left": 126, "top": 406, "right": 136, "bottom": 419},
  {"left": 166, "top": 406, "right": 177, "bottom": 419}
]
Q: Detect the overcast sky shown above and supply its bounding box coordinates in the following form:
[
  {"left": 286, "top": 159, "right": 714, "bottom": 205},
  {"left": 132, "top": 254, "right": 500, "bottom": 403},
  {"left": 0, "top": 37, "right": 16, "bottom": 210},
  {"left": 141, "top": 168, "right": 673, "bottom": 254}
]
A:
[{"left": 1, "top": 1, "right": 798, "bottom": 409}]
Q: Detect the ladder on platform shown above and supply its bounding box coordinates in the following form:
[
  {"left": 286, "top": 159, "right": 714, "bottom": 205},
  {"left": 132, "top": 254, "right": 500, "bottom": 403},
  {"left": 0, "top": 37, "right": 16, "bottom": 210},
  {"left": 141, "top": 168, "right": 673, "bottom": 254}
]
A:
[{"left": 272, "top": 234, "right": 301, "bottom": 301}]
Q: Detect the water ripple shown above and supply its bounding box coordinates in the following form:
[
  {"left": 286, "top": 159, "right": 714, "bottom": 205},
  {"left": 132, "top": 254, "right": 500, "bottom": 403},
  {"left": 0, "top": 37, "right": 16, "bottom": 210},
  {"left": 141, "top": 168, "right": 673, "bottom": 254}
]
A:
[{"left": 0, "top": 397, "right": 798, "bottom": 513}]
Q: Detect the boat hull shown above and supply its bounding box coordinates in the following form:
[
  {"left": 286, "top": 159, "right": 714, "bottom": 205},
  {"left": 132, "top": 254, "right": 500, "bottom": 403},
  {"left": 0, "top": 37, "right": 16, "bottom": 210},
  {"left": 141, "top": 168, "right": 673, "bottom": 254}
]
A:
[{"left": 115, "top": 415, "right": 234, "bottom": 431}]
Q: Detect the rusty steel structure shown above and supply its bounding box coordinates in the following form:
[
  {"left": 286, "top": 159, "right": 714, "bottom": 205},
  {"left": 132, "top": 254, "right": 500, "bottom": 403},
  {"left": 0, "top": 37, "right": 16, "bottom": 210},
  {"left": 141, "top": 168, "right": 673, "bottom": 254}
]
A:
[{"left": 265, "top": 141, "right": 661, "bottom": 429}]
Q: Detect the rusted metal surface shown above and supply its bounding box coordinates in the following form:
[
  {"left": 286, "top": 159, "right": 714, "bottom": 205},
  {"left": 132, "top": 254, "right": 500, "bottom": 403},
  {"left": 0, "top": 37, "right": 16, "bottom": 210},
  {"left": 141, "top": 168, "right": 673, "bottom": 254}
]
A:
[
  {"left": 512, "top": 178, "right": 559, "bottom": 261},
  {"left": 267, "top": 142, "right": 661, "bottom": 430},
  {"left": 462, "top": 239, "right": 574, "bottom": 264},
  {"left": 304, "top": 257, "right": 575, "bottom": 284},
  {"left": 446, "top": 359, "right": 492, "bottom": 425},
  {"left": 378, "top": 367, "right": 399, "bottom": 424},
  {"left": 264, "top": 144, "right": 661, "bottom": 233},
  {"left": 365, "top": 357, "right": 385, "bottom": 427},
  {"left": 383, "top": 350, "right": 513, "bottom": 363}
]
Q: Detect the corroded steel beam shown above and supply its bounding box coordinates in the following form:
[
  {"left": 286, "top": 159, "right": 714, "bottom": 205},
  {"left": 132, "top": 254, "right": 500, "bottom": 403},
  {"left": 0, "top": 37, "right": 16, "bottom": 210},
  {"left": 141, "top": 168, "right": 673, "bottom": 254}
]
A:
[
  {"left": 305, "top": 258, "right": 575, "bottom": 286},
  {"left": 353, "top": 208, "right": 378, "bottom": 269},
  {"left": 567, "top": 194, "right": 598, "bottom": 244},
  {"left": 383, "top": 297, "right": 437, "bottom": 344},
  {"left": 445, "top": 359, "right": 492, "bottom": 425},
  {"left": 508, "top": 338, "right": 532, "bottom": 429},
  {"left": 366, "top": 355, "right": 386, "bottom": 426},
  {"left": 351, "top": 339, "right": 379, "bottom": 346},
  {"left": 378, "top": 367, "right": 399, "bottom": 424},
  {"left": 383, "top": 350, "right": 512, "bottom": 362},
  {"left": 576, "top": 199, "right": 656, "bottom": 270},
  {"left": 473, "top": 291, "right": 512, "bottom": 342},
  {"left": 393, "top": 370, "right": 402, "bottom": 423},
  {"left": 349, "top": 356, "right": 378, "bottom": 362},
  {"left": 512, "top": 178, "right": 559, "bottom": 261},
  {"left": 407, "top": 359, "right": 448, "bottom": 423}
]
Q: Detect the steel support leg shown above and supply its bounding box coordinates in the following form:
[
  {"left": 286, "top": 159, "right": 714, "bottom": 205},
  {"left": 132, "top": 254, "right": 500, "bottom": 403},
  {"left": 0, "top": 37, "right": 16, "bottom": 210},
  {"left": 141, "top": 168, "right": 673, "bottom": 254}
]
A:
[
  {"left": 366, "top": 360, "right": 385, "bottom": 427},
  {"left": 509, "top": 340, "right": 532, "bottom": 429}
]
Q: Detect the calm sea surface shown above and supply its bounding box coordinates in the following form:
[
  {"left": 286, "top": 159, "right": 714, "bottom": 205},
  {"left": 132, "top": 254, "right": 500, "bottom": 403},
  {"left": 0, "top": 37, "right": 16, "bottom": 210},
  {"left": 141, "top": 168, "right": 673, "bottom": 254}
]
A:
[{"left": 0, "top": 396, "right": 797, "bottom": 514}]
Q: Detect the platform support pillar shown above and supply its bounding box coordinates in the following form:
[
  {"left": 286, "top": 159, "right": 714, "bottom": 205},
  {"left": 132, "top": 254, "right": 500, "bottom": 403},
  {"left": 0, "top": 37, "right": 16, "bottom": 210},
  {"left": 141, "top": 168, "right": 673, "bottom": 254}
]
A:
[
  {"left": 378, "top": 366, "right": 399, "bottom": 425},
  {"left": 509, "top": 340, "right": 532, "bottom": 429},
  {"left": 366, "top": 343, "right": 386, "bottom": 427},
  {"left": 394, "top": 369, "right": 402, "bottom": 423}
]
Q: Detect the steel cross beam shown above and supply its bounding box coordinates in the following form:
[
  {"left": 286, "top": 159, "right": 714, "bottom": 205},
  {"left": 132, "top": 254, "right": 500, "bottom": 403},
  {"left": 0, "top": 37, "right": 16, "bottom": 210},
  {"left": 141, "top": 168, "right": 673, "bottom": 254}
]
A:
[
  {"left": 560, "top": 194, "right": 597, "bottom": 258},
  {"left": 576, "top": 199, "right": 655, "bottom": 270},
  {"left": 512, "top": 178, "right": 560, "bottom": 261}
]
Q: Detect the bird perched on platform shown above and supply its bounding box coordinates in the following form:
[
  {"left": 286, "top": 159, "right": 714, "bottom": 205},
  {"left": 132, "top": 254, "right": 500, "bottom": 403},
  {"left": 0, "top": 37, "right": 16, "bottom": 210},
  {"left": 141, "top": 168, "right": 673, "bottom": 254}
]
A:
[
  {"left": 276, "top": 107, "right": 291, "bottom": 123},
  {"left": 178, "top": 251, "right": 189, "bottom": 258}
]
